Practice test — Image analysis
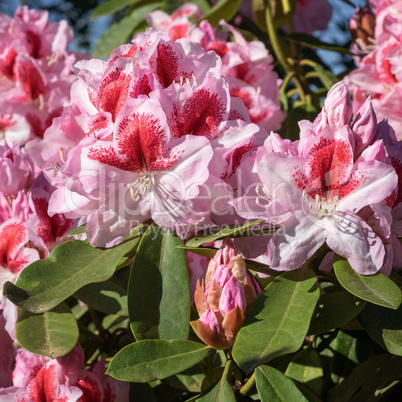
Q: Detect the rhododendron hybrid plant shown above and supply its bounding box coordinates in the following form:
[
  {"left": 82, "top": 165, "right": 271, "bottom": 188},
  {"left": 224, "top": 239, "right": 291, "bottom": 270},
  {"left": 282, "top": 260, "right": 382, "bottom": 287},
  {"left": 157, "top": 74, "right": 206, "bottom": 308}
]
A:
[{"left": 1, "top": 1, "right": 402, "bottom": 401}]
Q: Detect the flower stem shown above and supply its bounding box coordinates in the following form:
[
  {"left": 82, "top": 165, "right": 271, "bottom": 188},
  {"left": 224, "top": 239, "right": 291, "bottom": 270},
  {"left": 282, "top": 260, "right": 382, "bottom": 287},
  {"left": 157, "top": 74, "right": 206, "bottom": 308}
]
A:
[{"left": 240, "top": 371, "right": 256, "bottom": 395}]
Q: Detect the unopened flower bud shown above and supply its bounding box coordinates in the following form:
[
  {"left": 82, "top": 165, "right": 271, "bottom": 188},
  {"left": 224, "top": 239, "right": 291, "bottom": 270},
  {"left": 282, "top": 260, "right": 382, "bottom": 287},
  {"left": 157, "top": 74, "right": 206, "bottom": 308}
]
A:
[
  {"left": 351, "top": 96, "right": 377, "bottom": 156},
  {"left": 192, "top": 238, "right": 261, "bottom": 349},
  {"left": 350, "top": 4, "right": 376, "bottom": 46},
  {"left": 314, "top": 81, "right": 353, "bottom": 132}
]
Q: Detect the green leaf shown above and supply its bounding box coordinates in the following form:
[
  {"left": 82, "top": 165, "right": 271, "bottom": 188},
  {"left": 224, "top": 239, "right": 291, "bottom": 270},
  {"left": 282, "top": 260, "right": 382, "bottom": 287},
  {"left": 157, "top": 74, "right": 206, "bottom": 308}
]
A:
[
  {"left": 232, "top": 267, "right": 319, "bottom": 373},
  {"left": 74, "top": 280, "right": 128, "bottom": 316},
  {"left": 284, "top": 33, "right": 353, "bottom": 54},
  {"left": 177, "top": 246, "right": 217, "bottom": 259},
  {"left": 67, "top": 224, "right": 86, "bottom": 237},
  {"left": 308, "top": 291, "right": 365, "bottom": 335},
  {"left": 309, "top": 62, "right": 338, "bottom": 90},
  {"left": 327, "top": 354, "right": 402, "bottom": 402},
  {"left": 185, "top": 219, "right": 266, "bottom": 248},
  {"left": 255, "top": 365, "right": 309, "bottom": 402},
  {"left": 197, "top": 380, "right": 236, "bottom": 402},
  {"left": 92, "top": 3, "right": 162, "bottom": 59},
  {"left": 358, "top": 302, "right": 402, "bottom": 356},
  {"left": 106, "top": 339, "right": 211, "bottom": 382},
  {"left": 91, "top": 0, "right": 157, "bottom": 20},
  {"left": 3, "top": 236, "right": 140, "bottom": 314},
  {"left": 285, "top": 348, "right": 324, "bottom": 396},
  {"left": 16, "top": 303, "right": 78, "bottom": 358},
  {"left": 333, "top": 255, "right": 402, "bottom": 309},
  {"left": 128, "top": 224, "right": 190, "bottom": 340},
  {"left": 196, "top": 0, "right": 242, "bottom": 27}
]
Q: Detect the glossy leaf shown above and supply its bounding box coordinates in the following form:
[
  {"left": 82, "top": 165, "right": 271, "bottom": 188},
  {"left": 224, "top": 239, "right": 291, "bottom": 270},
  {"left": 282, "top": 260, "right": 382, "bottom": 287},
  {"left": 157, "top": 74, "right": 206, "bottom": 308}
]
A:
[
  {"left": 128, "top": 224, "right": 190, "bottom": 340},
  {"left": 308, "top": 291, "right": 365, "bottom": 335},
  {"left": 16, "top": 303, "right": 78, "bottom": 358},
  {"left": 358, "top": 302, "right": 402, "bottom": 356},
  {"left": 327, "top": 354, "right": 402, "bottom": 401},
  {"left": 92, "top": 3, "right": 161, "bottom": 59},
  {"left": 106, "top": 339, "right": 211, "bottom": 382},
  {"left": 333, "top": 255, "right": 402, "bottom": 309},
  {"left": 185, "top": 219, "right": 266, "bottom": 247},
  {"left": 197, "top": 380, "right": 236, "bottom": 402},
  {"left": 196, "top": 0, "right": 242, "bottom": 27},
  {"left": 285, "top": 348, "right": 324, "bottom": 396},
  {"left": 232, "top": 267, "right": 319, "bottom": 373},
  {"left": 3, "top": 236, "right": 140, "bottom": 314},
  {"left": 255, "top": 365, "right": 309, "bottom": 402},
  {"left": 74, "top": 280, "right": 128, "bottom": 316},
  {"left": 284, "top": 33, "right": 353, "bottom": 54},
  {"left": 310, "top": 63, "right": 338, "bottom": 90}
]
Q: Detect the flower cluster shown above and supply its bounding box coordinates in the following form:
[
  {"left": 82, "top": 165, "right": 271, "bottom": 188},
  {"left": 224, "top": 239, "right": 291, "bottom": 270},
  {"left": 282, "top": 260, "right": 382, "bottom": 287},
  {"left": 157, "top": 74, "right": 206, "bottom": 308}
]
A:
[
  {"left": 192, "top": 238, "right": 261, "bottom": 349},
  {"left": 146, "top": 4, "right": 285, "bottom": 133},
  {"left": 38, "top": 28, "right": 265, "bottom": 247},
  {"left": 346, "top": 0, "right": 402, "bottom": 139},
  {"left": 0, "top": 6, "right": 84, "bottom": 146},
  {"left": 233, "top": 81, "right": 401, "bottom": 276},
  {"left": 0, "top": 340, "right": 129, "bottom": 401}
]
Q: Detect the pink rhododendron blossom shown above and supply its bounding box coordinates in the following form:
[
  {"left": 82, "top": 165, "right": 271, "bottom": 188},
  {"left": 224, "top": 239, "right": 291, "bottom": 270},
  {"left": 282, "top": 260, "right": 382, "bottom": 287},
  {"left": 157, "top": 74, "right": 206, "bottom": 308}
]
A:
[
  {"left": 291, "top": 0, "right": 332, "bottom": 34},
  {"left": 0, "top": 6, "right": 86, "bottom": 146},
  {"left": 40, "top": 29, "right": 263, "bottom": 247},
  {"left": 146, "top": 6, "right": 284, "bottom": 133},
  {"left": 345, "top": 0, "right": 402, "bottom": 139},
  {"left": 0, "top": 143, "right": 34, "bottom": 196},
  {"left": 233, "top": 82, "right": 400, "bottom": 275},
  {"left": 0, "top": 343, "right": 129, "bottom": 401}
]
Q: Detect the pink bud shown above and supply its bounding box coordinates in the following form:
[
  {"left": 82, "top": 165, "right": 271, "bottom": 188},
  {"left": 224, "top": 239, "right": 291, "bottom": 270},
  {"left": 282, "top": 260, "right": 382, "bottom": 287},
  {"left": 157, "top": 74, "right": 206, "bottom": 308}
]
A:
[
  {"left": 315, "top": 82, "right": 353, "bottom": 132},
  {"left": 219, "top": 275, "right": 246, "bottom": 317},
  {"left": 351, "top": 96, "right": 377, "bottom": 156},
  {"left": 325, "top": 81, "right": 353, "bottom": 127},
  {"left": 199, "top": 308, "right": 221, "bottom": 333}
]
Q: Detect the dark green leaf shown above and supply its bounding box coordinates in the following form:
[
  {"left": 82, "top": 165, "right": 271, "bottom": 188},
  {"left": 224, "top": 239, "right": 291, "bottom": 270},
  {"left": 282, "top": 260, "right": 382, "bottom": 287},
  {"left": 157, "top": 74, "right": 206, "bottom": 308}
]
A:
[
  {"left": 255, "top": 365, "right": 309, "bottom": 402},
  {"left": 284, "top": 33, "right": 353, "bottom": 54},
  {"left": 92, "top": 3, "right": 162, "bottom": 59},
  {"left": 327, "top": 354, "right": 402, "bottom": 402},
  {"left": 358, "top": 302, "right": 402, "bottom": 356},
  {"left": 333, "top": 255, "right": 402, "bottom": 309},
  {"left": 196, "top": 0, "right": 242, "bottom": 27},
  {"left": 128, "top": 224, "right": 190, "bottom": 340},
  {"left": 16, "top": 303, "right": 78, "bottom": 358},
  {"left": 232, "top": 267, "right": 319, "bottom": 373},
  {"left": 3, "top": 236, "right": 140, "bottom": 314},
  {"left": 74, "top": 280, "right": 128, "bottom": 315},
  {"left": 285, "top": 348, "right": 324, "bottom": 396},
  {"left": 185, "top": 219, "right": 266, "bottom": 248},
  {"left": 106, "top": 339, "right": 211, "bottom": 382},
  {"left": 197, "top": 379, "right": 236, "bottom": 402},
  {"left": 177, "top": 246, "right": 217, "bottom": 259},
  {"left": 91, "top": 0, "right": 157, "bottom": 20},
  {"left": 308, "top": 291, "right": 365, "bottom": 335}
]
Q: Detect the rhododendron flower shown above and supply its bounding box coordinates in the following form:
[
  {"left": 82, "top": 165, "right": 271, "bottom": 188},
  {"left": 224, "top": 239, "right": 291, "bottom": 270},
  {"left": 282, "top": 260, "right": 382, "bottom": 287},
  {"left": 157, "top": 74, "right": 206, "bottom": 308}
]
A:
[
  {"left": 0, "top": 6, "right": 86, "bottom": 145},
  {"left": 0, "top": 307, "right": 14, "bottom": 388},
  {"left": 193, "top": 238, "right": 261, "bottom": 349},
  {"left": 146, "top": 6, "right": 284, "bottom": 133},
  {"left": 345, "top": 0, "right": 402, "bottom": 139},
  {"left": 39, "top": 29, "right": 262, "bottom": 247},
  {"left": 0, "top": 343, "right": 129, "bottom": 401},
  {"left": 233, "top": 82, "right": 399, "bottom": 275}
]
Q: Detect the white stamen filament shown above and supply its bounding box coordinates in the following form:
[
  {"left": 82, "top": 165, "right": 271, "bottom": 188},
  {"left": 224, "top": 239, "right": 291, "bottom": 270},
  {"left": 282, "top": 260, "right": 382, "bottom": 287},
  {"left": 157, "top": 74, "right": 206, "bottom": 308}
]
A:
[
  {"left": 59, "top": 147, "right": 66, "bottom": 164},
  {"left": 39, "top": 94, "right": 45, "bottom": 110},
  {"left": 128, "top": 174, "right": 155, "bottom": 202},
  {"left": 302, "top": 190, "right": 339, "bottom": 218},
  {"left": 256, "top": 184, "right": 273, "bottom": 206}
]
